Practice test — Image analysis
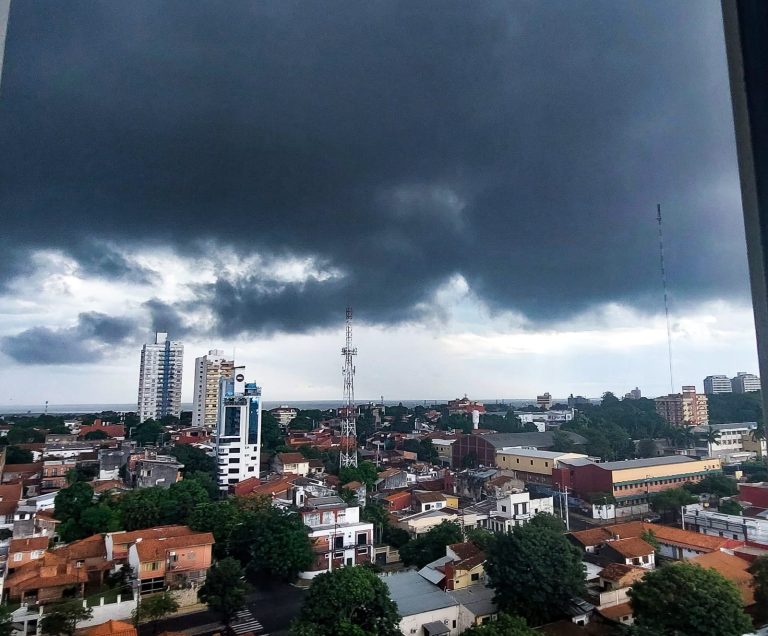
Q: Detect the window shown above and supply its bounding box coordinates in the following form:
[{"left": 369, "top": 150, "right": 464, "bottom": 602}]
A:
[
  {"left": 471, "top": 572, "right": 480, "bottom": 581},
  {"left": 334, "top": 551, "right": 343, "bottom": 558},
  {"left": 13, "top": 553, "right": 21, "bottom": 562},
  {"left": 357, "top": 533, "right": 367, "bottom": 545},
  {"left": 334, "top": 536, "right": 344, "bottom": 549},
  {"left": 501, "top": 505, "right": 507, "bottom": 512}
]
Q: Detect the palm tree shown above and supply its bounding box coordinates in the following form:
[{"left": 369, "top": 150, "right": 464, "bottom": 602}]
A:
[
  {"left": 751, "top": 424, "right": 766, "bottom": 462},
  {"left": 703, "top": 425, "right": 721, "bottom": 458}
]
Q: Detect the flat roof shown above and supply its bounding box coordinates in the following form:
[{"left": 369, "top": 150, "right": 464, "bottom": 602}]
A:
[
  {"left": 481, "top": 431, "right": 587, "bottom": 449},
  {"left": 495, "top": 448, "right": 587, "bottom": 459},
  {"left": 382, "top": 571, "right": 459, "bottom": 617},
  {"left": 595, "top": 455, "right": 698, "bottom": 471}
]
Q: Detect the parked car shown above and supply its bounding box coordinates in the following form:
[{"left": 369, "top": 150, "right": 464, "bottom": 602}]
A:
[{"left": 642, "top": 513, "right": 661, "bottom": 523}]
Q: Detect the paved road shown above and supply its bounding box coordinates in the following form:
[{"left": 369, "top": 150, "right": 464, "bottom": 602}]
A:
[{"left": 138, "top": 583, "right": 306, "bottom": 636}]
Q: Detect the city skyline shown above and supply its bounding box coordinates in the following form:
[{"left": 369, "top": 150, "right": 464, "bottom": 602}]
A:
[{"left": 0, "top": 1, "right": 760, "bottom": 404}]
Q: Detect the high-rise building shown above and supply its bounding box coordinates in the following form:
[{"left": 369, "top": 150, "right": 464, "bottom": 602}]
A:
[
  {"left": 214, "top": 367, "right": 262, "bottom": 491},
  {"left": 624, "top": 387, "right": 642, "bottom": 400},
  {"left": 654, "top": 386, "right": 708, "bottom": 426},
  {"left": 703, "top": 375, "right": 733, "bottom": 395},
  {"left": 536, "top": 392, "right": 553, "bottom": 410},
  {"left": 137, "top": 332, "right": 184, "bottom": 422},
  {"left": 732, "top": 372, "right": 761, "bottom": 393},
  {"left": 192, "top": 350, "right": 235, "bottom": 428}
]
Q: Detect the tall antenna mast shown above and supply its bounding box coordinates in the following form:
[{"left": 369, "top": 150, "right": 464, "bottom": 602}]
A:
[
  {"left": 339, "top": 307, "right": 358, "bottom": 468},
  {"left": 657, "top": 204, "right": 674, "bottom": 392}
]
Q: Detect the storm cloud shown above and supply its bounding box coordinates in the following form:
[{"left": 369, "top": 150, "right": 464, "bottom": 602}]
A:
[
  {"left": 1, "top": 312, "right": 137, "bottom": 364},
  {"left": 0, "top": 1, "right": 748, "bottom": 344}
]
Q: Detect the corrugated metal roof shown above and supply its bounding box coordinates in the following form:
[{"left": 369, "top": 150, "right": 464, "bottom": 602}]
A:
[{"left": 382, "top": 571, "right": 459, "bottom": 616}]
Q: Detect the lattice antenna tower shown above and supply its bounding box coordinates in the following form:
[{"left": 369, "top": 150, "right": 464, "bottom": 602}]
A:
[{"left": 339, "top": 307, "right": 358, "bottom": 468}]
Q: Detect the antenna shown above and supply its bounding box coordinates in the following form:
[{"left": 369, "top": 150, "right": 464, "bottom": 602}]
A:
[
  {"left": 339, "top": 307, "right": 358, "bottom": 468},
  {"left": 657, "top": 204, "right": 674, "bottom": 392}
]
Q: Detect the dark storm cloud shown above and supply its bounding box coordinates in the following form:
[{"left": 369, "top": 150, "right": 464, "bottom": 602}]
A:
[
  {"left": 0, "top": 312, "right": 137, "bottom": 364},
  {"left": 0, "top": 0, "right": 748, "bottom": 338}
]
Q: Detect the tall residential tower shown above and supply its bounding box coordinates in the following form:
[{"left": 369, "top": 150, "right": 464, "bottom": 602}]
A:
[
  {"left": 137, "top": 332, "right": 184, "bottom": 422},
  {"left": 214, "top": 367, "right": 262, "bottom": 490},
  {"left": 192, "top": 350, "right": 235, "bottom": 428}
]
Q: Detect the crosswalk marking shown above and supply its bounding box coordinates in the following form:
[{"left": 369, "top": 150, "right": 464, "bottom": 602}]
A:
[{"left": 230, "top": 609, "right": 265, "bottom": 634}]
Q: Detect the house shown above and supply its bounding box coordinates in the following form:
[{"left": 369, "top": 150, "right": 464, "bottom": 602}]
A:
[
  {"left": 78, "top": 421, "right": 126, "bottom": 441},
  {"left": 683, "top": 503, "right": 768, "bottom": 545},
  {"left": 98, "top": 447, "right": 131, "bottom": 481},
  {"left": 170, "top": 427, "right": 211, "bottom": 445},
  {"left": 569, "top": 521, "right": 742, "bottom": 561},
  {"left": 273, "top": 453, "right": 309, "bottom": 477},
  {"left": 412, "top": 491, "right": 447, "bottom": 513},
  {"left": 738, "top": 482, "right": 768, "bottom": 508},
  {"left": 123, "top": 528, "right": 214, "bottom": 594},
  {"left": 8, "top": 537, "right": 49, "bottom": 572},
  {"left": 431, "top": 439, "right": 457, "bottom": 467},
  {"left": 55, "top": 535, "right": 111, "bottom": 586},
  {"left": 342, "top": 481, "right": 366, "bottom": 507},
  {"left": 449, "top": 585, "right": 497, "bottom": 629},
  {"left": 299, "top": 496, "right": 373, "bottom": 579},
  {"left": 690, "top": 551, "right": 755, "bottom": 607},
  {"left": 419, "top": 543, "right": 486, "bottom": 591},
  {"left": 375, "top": 468, "right": 408, "bottom": 491},
  {"left": 383, "top": 570, "right": 461, "bottom": 636},
  {"left": 79, "top": 620, "right": 137, "bottom": 636},
  {"left": 553, "top": 455, "right": 722, "bottom": 518},
  {"left": 592, "top": 563, "right": 646, "bottom": 626},
  {"left": 0, "top": 483, "right": 23, "bottom": 531},
  {"left": 395, "top": 508, "right": 478, "bottom": 537},
  {"left": 5, "top": 551, "right": 88, "bottom": 604},
  {"left": 133, "top": 454, "right": 183, "bottom": 489},
  {"left": 41, "top": 459, "right": 77, "bottom": 492},
  {"left": 599, "top": 537, "right": 655, "bottom": 570},
  {"left": 448, "top": 397, "right": 486, "bottom": 416}
]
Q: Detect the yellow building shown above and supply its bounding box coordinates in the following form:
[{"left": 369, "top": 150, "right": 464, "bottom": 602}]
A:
[{"left": 495, "top": 448, "right": 589, "bottom": 485}]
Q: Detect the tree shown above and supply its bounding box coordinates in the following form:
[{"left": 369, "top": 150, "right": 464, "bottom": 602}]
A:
[
  {"left": 702, "top": 425, "right": 722, "bottom": 458},
  {"left": 133, "top": 592, "right": 179, "bottom": 633},
  {"left": 131, "top": 419, "right": 165, "bottom": 447},
  {"left": 261, "top": 411, "right": 283, "bottom": 450},
  {"left": 462, "top": 613, "right": 537, "bottom": 636},
  {"left": 649, "top": 487, "right": 697, "bottom": 521},
  {"left": 247, "top": 505, "right": 313, "bottom": 580},
  {"left": 719, "top": 499, "right": 743, "bottom": 516},
  {"left": 551, "top": 429, "right": 575, "bottom": 453},
  {"left": 629, "top": 562, "right": 751, "bottom": 636},
  {"left": 5, "top": 445, "right": 33, "bottom": 464},
  {"left": 119, "top": 487, "right": 166, "bottom": 530},
  {"left": 84, "top": 430, "right": 108, "bottom": 440},
  {"left": 748, "top": 555, "right": 768, "bottom": 622},
  {"left": 40, "top": 601, "right": 93, "bottom": 636},
  {"left": 198, "top": 557, "right": 248, "bottom": 626},
  {"left": 636, "top": 439, "right": 657, "bottom": 459},
  {"left": 290, "top": 566, "right": 400, "bottom": 636},
  {"left": 399, "top": 521, "right": 463, "bottom": 569},
  {"left": 54, "top": 482, "right": 94, "bottom": 523},
  {"left": 485, "top": 517, "right": 585, "bottom": 625},
  {"left": 169, "top": 444, "right": 218, "bottom": 480},
  {"left": 339, "top": 461, "right": 378, "bottom": 489},
  {"left": 162, "top": 477, "right": 210, "bottom": 524},
  {"left": 0, "top": 604, "right": 12, "bottom": 636},
  {"left": 687, "top": 473, "right": 738, "bottom": 498}
]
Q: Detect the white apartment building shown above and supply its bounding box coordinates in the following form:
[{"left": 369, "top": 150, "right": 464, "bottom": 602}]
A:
[
  {"left": 732, "top": 372, "right": 761, "bottom": 393},
  {"left": 484, "top": 491, "right": 555, "bottom": 533},
  {"left": 269, "top": 405, "right": 299, "bottom": 428},
  {"left": 683, "top": 503, "right": 768, "bottom": 544},
  {"left": 297, "top": 495, "right": 374, "bottom": 579},
  {"left": 137, "top": 332, "right": 184, "bottom": 422},
  {"left": 692, "top": 422, "right": 756, "bottom": 463},
  {"left": 192, "top": 350, "right": 235, "bottom": 428},
  {"left": 214, "top": 367, "right": 262, "bottom": 490},
  {"left": 703, "top": 375, "right": 733, "bottom": 394}
]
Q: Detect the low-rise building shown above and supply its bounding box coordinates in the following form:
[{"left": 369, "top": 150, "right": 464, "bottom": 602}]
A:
[
  {"left": 8, "top": 537, "right": 48, "bottom": 572},
  {"left": 592, "top": 563, "right": 646, "bottom": 627},
  {"left": 412, "top": 491, "right": 448, "bottom": 513},
  {"left": 78, "top": 421, "right": 126, "bottom": 440},
  {"left": 270, "top": 406, "right": 299, "bottom": 428},
  {"left": 299, "top": 496, "right": 373, "bottom": 579},
  {"left": 5, "top": 552, "right": 88, "bottom": 604},
  {"left": 600, "top": 537, "right": 655, "bottom": 569},
  {"left": 690, "top": 551, "right": 755, "bottom": 607},
  {"left": 553, "top": 455, "right": 721, "bottom": 517},
  {"left": 691, "top": 423, "right": 755, "bottom": 463},
  {"left": 739, "top": 482, "right": 768, "bottom": 508},
  {"left": 0, "top": 483, "right": 23, "bottom": 531},
  {"left": 273, "top": 453, "right": 309, "bottom": 477},
  {"left": 41, "top": 459, "right": 77, "bottom": 492},
  {"left": 418, "top": 543, "right": 486, "bottom": 590},
  {"left": 683, "top": 503, "right": 768, "bottom": 544},
  {"left": 133, "top": 454, "right": 183, "bottom": 489},
  {"left": 452, "top": 431, "right": 588, "bottom": 468},
  {"left": 495, "top": 448, "right": 588, "bottom": 485},
  {"left": 383, "top": 570, "right": 461, "bottom": 636},
  {"left": 375, "top": 468, "right": 408, "bottom": 492}
]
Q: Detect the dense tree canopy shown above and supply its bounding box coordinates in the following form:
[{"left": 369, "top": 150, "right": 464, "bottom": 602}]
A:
[
  {"left": 708, "top": 391, "right": 763, "bottom": 425},
  {"left": 629, "top": 562, "right": 751, "bottom": 636},
  {"left": 649, "top": 488, "right": 697, "bottom": 520},
  {"left": 198, "top": 557, "right": 247, "bottom": 625},
  {"left": 339, "top": 461, "right": 378, "bottom": 489},
  {"left": 168, "top": 444, "right": 217, "bottom": 480},
  {"left": 749, "top": 556, "right": 768, "bottom": 623},
  {"left": 40, "top": 601, "right": 93, "bottom": 636},
  {"left": 485, "top": 515, "right": 585, "bottom": 625},
  {"left": 290, "top": 566, "right": 400, "bottom": 636},
  {"left": 399, "top": 521, "right": 463, "bottom": 569},
  {"left": 5, "top": 445, "right": 33, "bottom": 464},
  {"left": 462, "top": 614, "right": 537, "bottom": 636}
]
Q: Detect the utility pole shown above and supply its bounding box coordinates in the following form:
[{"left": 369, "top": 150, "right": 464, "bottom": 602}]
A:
[{"left": 339, "top": 307, "right": 358, "bottom": 468}]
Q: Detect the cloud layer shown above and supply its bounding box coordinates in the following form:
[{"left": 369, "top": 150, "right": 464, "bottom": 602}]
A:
[{"left": 0, "top": 0, "right": 752, "bottom": 366}]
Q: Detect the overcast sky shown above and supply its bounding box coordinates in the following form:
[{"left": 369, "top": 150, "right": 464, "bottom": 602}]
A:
[{"left": 0, "top": 1, "right": 759, "bottom": 406}]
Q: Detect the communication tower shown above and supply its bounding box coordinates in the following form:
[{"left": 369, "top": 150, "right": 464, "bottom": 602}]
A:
[{"left": 340, "top": 307, "right": 358, "bottom": 468}]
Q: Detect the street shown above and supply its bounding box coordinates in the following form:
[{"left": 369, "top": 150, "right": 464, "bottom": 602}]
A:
[{"left": 139, "top": 583, "right": 307, "bottom": 636}]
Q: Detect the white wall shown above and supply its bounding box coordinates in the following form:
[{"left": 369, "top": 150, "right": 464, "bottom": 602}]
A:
[{"left": 398, "top": 607, "right": 460, "bottom": 636}]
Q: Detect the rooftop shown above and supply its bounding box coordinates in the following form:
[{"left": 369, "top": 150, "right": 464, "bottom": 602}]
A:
[
  {"left": 495, "top": 448, "right": 587, "bottom": 459},
  {"left": 595, "top": 455, "right": 699, "bottom": 471},
  {"left": 603, "top": 537, "right": 654, "bottom": 558},
  {"left": 480, "top": 431, "right": 587, "bottom": 449},
  {"left": 447, "top": 584, "right": 496, "bottom": 617},
  {"left": 382, "top": 571, "right": 459, "bottom": 616}
]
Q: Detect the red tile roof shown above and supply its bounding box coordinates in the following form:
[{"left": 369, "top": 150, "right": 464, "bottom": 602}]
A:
[
  {"left": 277, "top": 452, "right": 307, "bottom": 464},
  {"left": 135, "top": 532, "right": 214, "bottom": 561},
  {"left": 604, "top": 537, "right": 654, "bottom": 558},
  {"left": 10, "top": 537, "right": 49, "bottom": 553},
  {"left": 110, "top": 525, "right": 197, "bottom": 547},
  {"left": 80, "top": 620, "right": 137, "bottom": 636}
]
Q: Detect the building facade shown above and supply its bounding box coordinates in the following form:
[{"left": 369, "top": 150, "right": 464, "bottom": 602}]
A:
[
  {"left": 192, "top": 350, "right": 235, "bottom": 428},
  {"left": 137, "top": 332, "right": 184, "bottom": 422},
  {"left": 704, "top": 375, "right": 733, "bottom": 394},
  {"left": 214, "top": 367, "right": 262, "bottom": 490},
  {"left": 732, "top": 372, "right": 761, "bottom": 393},
  {"left": 654, "top": 386, "right": 709, "bottom": 426}
]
